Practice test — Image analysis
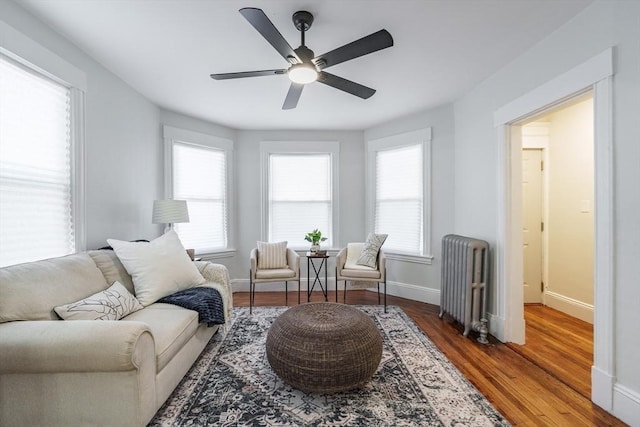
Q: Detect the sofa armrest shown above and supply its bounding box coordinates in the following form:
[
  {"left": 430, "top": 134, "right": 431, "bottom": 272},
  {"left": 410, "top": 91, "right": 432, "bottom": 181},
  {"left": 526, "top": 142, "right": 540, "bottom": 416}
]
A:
[
  {"left": 0, "top": 320, "right": 153, "bottom": 374},
  {"left": 195, "top": 261, "right": 234, "bottom": 327}
]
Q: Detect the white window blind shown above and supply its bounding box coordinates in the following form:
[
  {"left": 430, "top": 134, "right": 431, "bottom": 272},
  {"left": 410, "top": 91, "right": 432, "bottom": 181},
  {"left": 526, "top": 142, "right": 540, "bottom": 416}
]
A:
[
  {"left": 173, "top": 142, "right": 227, "bottom": 253},
  {"left": 374, "top": 143, "right": 423, "bottom": 254},
  {"left": 269, "top": 154, "right": 332, "bottom": 247},
  {"left": 0, "top": 55, "right": 74, "bottom": 267}
]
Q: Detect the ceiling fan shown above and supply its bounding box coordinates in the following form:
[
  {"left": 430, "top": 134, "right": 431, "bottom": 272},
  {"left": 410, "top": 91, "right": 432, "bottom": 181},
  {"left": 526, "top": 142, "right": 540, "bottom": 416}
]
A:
[{"left": 210, "top": 8, "right": 394, "bottom": 110}]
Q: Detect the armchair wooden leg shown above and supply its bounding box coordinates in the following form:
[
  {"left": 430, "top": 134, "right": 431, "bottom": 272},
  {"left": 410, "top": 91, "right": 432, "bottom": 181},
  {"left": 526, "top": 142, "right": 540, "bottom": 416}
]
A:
[
  {"left": 285, "top": 281, "right": 288, "bottom": 306},
  {"left": 298, "top": 280, "right": 301, "bottom": 305},
  {"left": 335, "top": 269, "right": 338, "bottom": 303},
  {"left": 377, "top": 282, "right": 380, "bottom": 304}
]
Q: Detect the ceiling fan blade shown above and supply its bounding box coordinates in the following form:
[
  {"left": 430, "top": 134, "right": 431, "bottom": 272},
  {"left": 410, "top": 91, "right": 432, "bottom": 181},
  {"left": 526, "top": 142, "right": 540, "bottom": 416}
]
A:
[
  {"left": 317, "top": 72, "right": 376, "bottom": 99},
  {"left": 314, "top": 29, "right": 393, "bottom": 70},
  {"left": 239, "top": 8, "right": 300, "bottom": 63},
  {"left": 282, "top": 83, "right": 304, "bottom": 110},
  {"left": 210, "top": 69, "right": 287, "bottom": 80}
]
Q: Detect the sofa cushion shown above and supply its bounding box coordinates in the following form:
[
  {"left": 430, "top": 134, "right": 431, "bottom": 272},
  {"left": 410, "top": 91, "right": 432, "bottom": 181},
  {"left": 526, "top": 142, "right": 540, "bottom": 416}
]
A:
[
  {"left": 107, "top": 231, "right": 205, "bottom": 306},
  {"left": 0, "top": 253, "right": 110, "bottom": 323},
  {"left": 54, "top": 281, "right": 143, "bottom": 321},
  {"left": 123, "top": 303, "right": 198, "bottom": 371},
  {"left": 88, "top": 250, "right": 136, "bottom": 295}
]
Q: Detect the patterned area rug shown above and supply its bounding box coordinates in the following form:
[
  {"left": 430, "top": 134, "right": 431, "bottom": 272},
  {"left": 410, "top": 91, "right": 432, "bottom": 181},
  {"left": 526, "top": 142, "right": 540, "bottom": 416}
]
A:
[{"left": 150, "top": 305, "right": 510, "bottom": 426}]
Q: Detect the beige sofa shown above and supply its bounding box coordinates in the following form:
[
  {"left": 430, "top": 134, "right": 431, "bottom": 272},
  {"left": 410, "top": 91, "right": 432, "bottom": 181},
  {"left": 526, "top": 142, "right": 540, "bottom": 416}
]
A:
[{"left": 0, "top": 250, "right": 233, "bottom": 427}]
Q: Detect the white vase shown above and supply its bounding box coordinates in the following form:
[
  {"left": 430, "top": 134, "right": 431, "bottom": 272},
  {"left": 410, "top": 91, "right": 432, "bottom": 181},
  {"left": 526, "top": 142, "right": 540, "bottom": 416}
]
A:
[{"left": 310, "top": 244, "right": 320, "bottom": 253}]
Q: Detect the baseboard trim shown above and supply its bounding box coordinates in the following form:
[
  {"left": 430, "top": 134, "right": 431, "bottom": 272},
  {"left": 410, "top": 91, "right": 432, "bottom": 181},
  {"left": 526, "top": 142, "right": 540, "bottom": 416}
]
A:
[
  {"left": 591, "top": 365, "right": 614, "bottom": 411},
  {"left": 381, "top": 281, "right": 439, "bottom": 305},
  {"left": 544, "top": 291, "right": 593, "bottom": 323},
  {"left": 231, "top": 278, "right": 337, "bottom": 293},
  {"left": 487, "top": 312, "right": 505, "bottom": 343},
  {"left": 613, "top": 383, "right": 640, "bottom": 426},
  {"left": 232, "top": 279, "right": 440, "bottom": 306},
  {"left": 612, "top": 384, "right": 640, "bottom": 426}
]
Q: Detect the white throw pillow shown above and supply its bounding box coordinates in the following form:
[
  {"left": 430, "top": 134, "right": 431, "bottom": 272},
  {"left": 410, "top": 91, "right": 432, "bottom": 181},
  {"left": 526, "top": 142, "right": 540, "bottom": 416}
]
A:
[
  {"left": 54, "top": 281, "right": 143, "bottom": 320},
  {"left": 356, "top": 233, "right": 388, "bottom": 268},
  {"left": 257, "top": 241, "right": 288, "bottom": 269},
  {"left": 107, "top": 231, "right": 205, "bottom": 306}
]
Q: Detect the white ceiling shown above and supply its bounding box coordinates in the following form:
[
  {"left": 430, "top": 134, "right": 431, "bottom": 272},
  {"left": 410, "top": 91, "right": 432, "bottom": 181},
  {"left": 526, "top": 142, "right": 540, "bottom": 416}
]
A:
[{"left": 18, "top": 0, "right": 591, "bottom": 130}]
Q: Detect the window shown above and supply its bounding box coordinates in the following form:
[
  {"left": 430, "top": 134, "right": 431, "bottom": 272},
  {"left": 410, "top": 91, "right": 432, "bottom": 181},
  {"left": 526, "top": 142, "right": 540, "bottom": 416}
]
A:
[
  {"left": 367, "top": 129, "right": 431, "bottom": 261},
  {"left": 261, "top": 142, "right": 339, "bottom": 248},
  {"left": 0, "top": 53, "right": 85, "bottom": 268},
  {"left": 163, "top": 126, "right": 233, "bottom": 256}
]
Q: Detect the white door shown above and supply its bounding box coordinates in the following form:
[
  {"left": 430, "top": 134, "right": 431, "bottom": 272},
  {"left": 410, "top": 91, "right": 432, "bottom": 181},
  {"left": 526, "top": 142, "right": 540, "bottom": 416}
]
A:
[{"left": 522, "top": 148, "right": 543, "bottom": 304}]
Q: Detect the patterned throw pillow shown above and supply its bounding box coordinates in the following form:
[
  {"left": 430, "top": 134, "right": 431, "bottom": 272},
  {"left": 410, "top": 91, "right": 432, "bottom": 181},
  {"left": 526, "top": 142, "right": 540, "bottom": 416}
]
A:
[
  {"left": 356, "top": 233, "right": 388, "bottom": 268},
  {"left": 257, "top": 241, "right": 288, "bottom": 269},
  {"left": 54, "top": 281, "right": 143, "bottom": 320}
]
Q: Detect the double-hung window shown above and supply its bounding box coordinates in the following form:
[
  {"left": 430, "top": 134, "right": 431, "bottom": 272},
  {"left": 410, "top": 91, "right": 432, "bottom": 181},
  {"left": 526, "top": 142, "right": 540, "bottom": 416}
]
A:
[
  {"left": 261, "top": 142, "right": 339, "bottom": 248},
  {"left": 367, "top": 128, "right": 431, "bottom": 261},
  {"left": 163, "top": 126, "right": 233, "bottom": 256},
  {"left": 0, "top": 49, "right": 85, "bottom": 268}
]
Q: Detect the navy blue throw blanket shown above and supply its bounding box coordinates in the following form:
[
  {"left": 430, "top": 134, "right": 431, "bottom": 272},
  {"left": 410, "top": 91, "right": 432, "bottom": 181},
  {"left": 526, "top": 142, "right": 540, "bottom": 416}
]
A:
[{"left": 158, "top": 287, "right": 225, "bottom": 327}]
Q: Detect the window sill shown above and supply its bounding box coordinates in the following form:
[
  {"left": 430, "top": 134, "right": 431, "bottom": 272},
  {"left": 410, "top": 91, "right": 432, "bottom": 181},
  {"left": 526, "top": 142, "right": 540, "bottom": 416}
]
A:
[
  {"left": 384, "top": 252, "right": 433, "bottom": 265},
  {"left": 197, "top": 249, "right": 236, "bottom": 261}
]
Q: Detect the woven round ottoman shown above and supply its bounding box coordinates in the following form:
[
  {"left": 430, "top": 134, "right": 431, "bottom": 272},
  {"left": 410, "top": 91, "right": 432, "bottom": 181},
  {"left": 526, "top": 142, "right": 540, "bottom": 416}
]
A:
[{"left": 266, "top": 302, "right": 383, "bottom": 393}]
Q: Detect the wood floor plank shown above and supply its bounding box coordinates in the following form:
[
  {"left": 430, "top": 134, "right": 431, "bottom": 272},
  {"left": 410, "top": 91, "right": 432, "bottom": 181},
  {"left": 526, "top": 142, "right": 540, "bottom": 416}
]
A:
[
  {"left": 508, "top": 305, "right": 593, "bottom": 399},
  {"left": 233, "top": 290, "right": 627, "bottom": 426}
]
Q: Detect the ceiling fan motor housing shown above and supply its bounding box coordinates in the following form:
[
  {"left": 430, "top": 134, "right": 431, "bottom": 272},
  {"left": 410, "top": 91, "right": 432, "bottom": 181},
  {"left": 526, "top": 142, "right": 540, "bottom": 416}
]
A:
[
  {"left": 295, "top": 46, "right": 315, "bottom": 63},
  {"left": 293, "top": 11, "right": 314, "bottom": 32}
]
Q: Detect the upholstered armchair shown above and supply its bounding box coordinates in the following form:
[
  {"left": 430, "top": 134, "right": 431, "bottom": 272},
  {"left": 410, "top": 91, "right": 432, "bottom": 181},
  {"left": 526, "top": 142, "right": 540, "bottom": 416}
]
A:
[
  {"left": 249, "top": 242, "right": 300, "bottom": 313},
  {"left": 335, "top": 242, "right": 387, "bottom": 312}
]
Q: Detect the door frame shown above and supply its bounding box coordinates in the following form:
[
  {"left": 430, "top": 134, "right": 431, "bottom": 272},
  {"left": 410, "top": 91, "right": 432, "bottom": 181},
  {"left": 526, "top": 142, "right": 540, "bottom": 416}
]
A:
[{"left": 493, "top": 48, "right": 614, "bottom": 410}]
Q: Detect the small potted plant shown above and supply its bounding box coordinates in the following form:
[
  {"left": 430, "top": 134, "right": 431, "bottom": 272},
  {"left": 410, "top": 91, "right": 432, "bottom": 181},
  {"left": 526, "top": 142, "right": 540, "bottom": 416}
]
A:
[{"left": 304, "top": 229, "right": 327, "bottom": 253}]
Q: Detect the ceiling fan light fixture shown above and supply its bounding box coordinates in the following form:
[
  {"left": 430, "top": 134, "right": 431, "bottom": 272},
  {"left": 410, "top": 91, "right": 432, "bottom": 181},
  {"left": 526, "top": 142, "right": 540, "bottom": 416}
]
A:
[{"left": 288, "top": 63, "right": 318, "bottom": 84}]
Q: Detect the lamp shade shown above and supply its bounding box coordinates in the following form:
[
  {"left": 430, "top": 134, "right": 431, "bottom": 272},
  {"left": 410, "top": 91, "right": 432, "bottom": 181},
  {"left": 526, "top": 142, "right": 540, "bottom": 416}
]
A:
[{"left": 152, "top": 199, "right": 189, "bottom": 224}]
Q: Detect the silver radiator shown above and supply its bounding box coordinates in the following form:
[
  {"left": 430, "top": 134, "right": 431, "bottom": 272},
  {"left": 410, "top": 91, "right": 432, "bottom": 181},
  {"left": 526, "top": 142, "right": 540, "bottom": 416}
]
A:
[{"left": 439, "top": 234, "right": 490, "bottom": 344}]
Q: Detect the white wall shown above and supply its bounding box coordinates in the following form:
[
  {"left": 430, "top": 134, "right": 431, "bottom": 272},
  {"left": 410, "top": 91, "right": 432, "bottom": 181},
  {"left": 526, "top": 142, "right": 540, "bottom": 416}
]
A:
[
  {"left": 365, "top": 104, "right": 455, "bottom": 304},
  {"left": 453, "top": 1, "right": 640, "bottom": 424},
  {"left": 1, "top": 1, "right": 163, "bottom": 249}
]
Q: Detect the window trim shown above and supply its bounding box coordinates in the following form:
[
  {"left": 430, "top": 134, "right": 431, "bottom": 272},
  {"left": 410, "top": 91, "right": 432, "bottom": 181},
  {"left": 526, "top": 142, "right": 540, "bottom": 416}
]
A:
[
  {"left": 163, "top": 125, "right": 235, "bottom": 257},
  {"left": 0, "top": 26, "right": 87, "bottom": 257},
  {"left": 366, "top": 128, "right": 433, "bottom": 263},
  {"left": 260, "top": 141, "right": 340, "bottom": 249}
]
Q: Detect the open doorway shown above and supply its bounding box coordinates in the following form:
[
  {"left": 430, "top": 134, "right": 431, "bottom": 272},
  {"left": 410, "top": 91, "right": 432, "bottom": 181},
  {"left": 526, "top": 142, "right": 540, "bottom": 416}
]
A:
[
  {"left": 521, "top": 93, "right": 594, "bottom": 319},
  {"left": 514, "top": 93, "right": 595, "bottom": 398},
  {"left": 493, "top": 48, "right": 614, "bottom": 410}
]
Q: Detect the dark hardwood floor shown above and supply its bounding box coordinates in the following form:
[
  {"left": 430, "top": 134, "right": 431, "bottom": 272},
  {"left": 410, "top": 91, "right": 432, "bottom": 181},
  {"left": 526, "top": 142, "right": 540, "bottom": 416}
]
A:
[{"left": 233, "top": 290, "right": 626, "bottom": 426}]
